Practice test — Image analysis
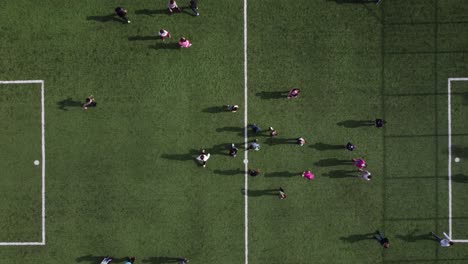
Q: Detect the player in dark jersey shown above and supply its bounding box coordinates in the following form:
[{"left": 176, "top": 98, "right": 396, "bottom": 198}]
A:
[{"left": 115, "top": 7, "right": 131, "bottom": 23}]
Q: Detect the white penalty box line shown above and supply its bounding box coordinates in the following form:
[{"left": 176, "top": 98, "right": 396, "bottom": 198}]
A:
[
  {"left": 447, "top": 78, "right": 468, "bottom": 243},
  {"left": 0, "top": 80, "right": 46, "bottom": 246}
]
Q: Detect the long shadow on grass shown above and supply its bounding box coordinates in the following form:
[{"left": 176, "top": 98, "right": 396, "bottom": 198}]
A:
[
  {"left": 265, "top": 171, "right": 298, "bottom": 177},
  {"left": 268, "top": 138, "right": 299, "bottom": 146},
  {"left": 323, "top": 170, "right": 357, "bottom": 178},
  {"left": 202, "top": 106, "right": 225, "bottom": 113},
  {"left": 149, "top": 43, "right": 180, "bottom": 50},
  {"left": 214, "top": 169, "right": 243, "bottom": 176},
  {"left": 143, "top": 257, "right": 186, "bottom": 263},
  {"left": 135, "top": 9, "right": 170, "bottom": 16},
  {"left": 86, "top": 15, "right": 122, "bottom": 23},
  {"left": 337, "top": 120, "right": 374, "bottom": 128},
  {"left": 314, "top": 158, "right": 351, "bottom": 167},
  {"left": 451, "top": 146, "right": 468, "bottom": 158},
  {"left": 161, "top": 149, "right": 199, "bottom": 162},
  {"left": 340, "top": 232, "right": 376, "bottom": 243},
  {"left": 396, "top": 229, "right": 432, "bottom": 242},
  {"left": 209, "top": 142, "right": 243, "bottom": 155},
  {"left": 76, "top": 255, "right": 127, "bottom": 263},
  {"left": 332, "top": 0, "right": 380, "bottom": 3},
  {"left": 451, "top": 174, "right": 468, "bottom": 183},
  {"left": 128, "top": 36, "right": 159, "bottom": 41},
  {"left": 255, "top": 91, "right": 286, "bottom": 99},
  {"left": 310, "top": 143, "right": 345, "bottom": 150},
  {"left": 241, "top": 188, "right": 278, "bottom": 197},
  {"left": 57, "top": 98, "right": 82, "bottom": 111},
  {"left": 216, "top": 127, "right": 244, "bottom": 137}
]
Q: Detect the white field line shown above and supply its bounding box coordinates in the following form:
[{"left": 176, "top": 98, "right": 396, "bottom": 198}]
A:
[
  {"left": 447, "top": 78, "right": 468, "bottom": 243},
  {"left": 448, "top": 78, "right": 452, "bottom": 238},
  {"left": 0, "top": 242, "right": 45, "bottom": 246},
  {"left": 41, "top": 80, "right": 46, "bottom": 244},
  {"left": 243, "top": 0, "right": 249, "bottom": 262},
  {"left": 0, "top": 80, "right": 45, "bottom": 246},
  {"left": 0, "top": 80, "right": 43, "bottom": 84},
  {"left": 451, "top": 239, "right": 468, "bottom": 243}
]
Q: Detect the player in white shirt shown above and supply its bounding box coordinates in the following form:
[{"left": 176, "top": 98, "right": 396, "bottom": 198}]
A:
[
  {"left": 100, "top": 256, "right": 112, "bottom": 264},
  {"left": 431, "top": 232, "right": 454, "bottom": 247},
  {"left": 168, "top": 0, "right": 181, "bottom": 13},
  {"left": 360, "top": 170, "right": 372, "bottom": 181},
  {"left": 159, "top": 29, "right": 171, "bottom": 40},
  {"left": 196, "top": 149, "right": 210, "bottom": 167}
]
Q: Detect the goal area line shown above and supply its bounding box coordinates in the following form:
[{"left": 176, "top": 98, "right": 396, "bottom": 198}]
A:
[
  {"left": 447, "top": 78, "right": 468, "bottom": 243},
  {"left": 0, "top": 80, "right": 46, "bottom": 246}
]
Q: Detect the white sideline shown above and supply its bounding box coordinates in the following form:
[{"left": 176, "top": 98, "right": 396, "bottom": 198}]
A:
[
  {"left": 243, "top": 0, "right": 249, "bottom": 263},
  {"left": 0, "top": 80, "right": 46, "bottom": 246},
  {"left": 447, "top": 78, "right": 468, "bottom": 243}
]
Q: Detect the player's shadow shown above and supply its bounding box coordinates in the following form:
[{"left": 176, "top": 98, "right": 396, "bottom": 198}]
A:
[
  {"left": 128, "top": 36, "right": 159, "bottom": 41},
  {"left": 337, "top": 120, "right": 375, "bottom": 128},
  {"left": 333, "top": 0, "right": 379, "bottom": 3},
  {"left": 202, "top": 106, "right": 225, "bottom": 113},
  {"left": 451, "top": 174, "right": 468, "bottom": 183},
  {"left": 76, "top": 255, "right": 127, "bottom": 263},
  {"left": 161, "top": 154, "right": 192, "bottom": 161},
  {"left": 216, "top": 127, "right": 244, "bottom": 137},
  {"left": 323, "top": 170, "right": 357, "bottom": 178},
  {"left": 255, "top": 91, "right": 286, "bottom": 99},
  {"left": 340, "top": 233, "right": 375, "bottom": 243},
  {"left": 310, "top": 143, "right": 344, "bottom": 151},
  {"left": 461, "top": 92, "right": 468, "bottom": 105},
  {"left": 314, "top": 158, "right": 351, "bottom": 167},
  {"left": 86, "top": 15, "right": 122, "bottom": 23},
  {"left": 340, "top": 232, "right": 376, "bottom": 243},
  {"left": 396, "top": 230, "right": 432, "bottom": 242},
  {"left": 135, "top": 9, "right": 170, "bottom": 16},
  {"left": 268, "top": 138, "right": 298, "bottom": 145},
  {"left": 143, "top": 257, "right": 186, "bottom": 263},
  {"left": 214, "top": 169, "right": 244, "bottom": 176},
  {"left": 57, "top": 98, "right": 83, "bottom": 111},
  {"left": 149, "top": 43, "right": 180, "bottom": 50},
  {"left": 451, "top": 145, "right": 468, "bottom": 158},
  {"left": 265, "top": 171, "right": 298, "bottom": 177},
  {"left": 161, "top": 149, "right": 199, "bottom": 164},
  {"left": 209, "top": 142, "right": 243, "bottom": 155},
  {"left": 241, "top": 188, "right": 278, "bottom": 197}
]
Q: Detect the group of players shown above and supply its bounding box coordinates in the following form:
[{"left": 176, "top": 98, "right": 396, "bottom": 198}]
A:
[{"left": 114, "top": 0, "right": 199, "bottom": 48}]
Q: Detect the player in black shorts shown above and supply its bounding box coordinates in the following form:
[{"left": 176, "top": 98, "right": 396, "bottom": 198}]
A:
[
  {"left": 229, "top": 144, "right": 238, "bottom": 157},
  {"left": 83, "top": 95, "right": 97, "bottom": 110},
  {"left": 189, "top": 0, "right": 199, "bottom": 16},
  {"left": 115, "top": 7, "right": 131, "bottom": 23},
  {"left": 375, "top": 119, "right": 385, "bottom": 128}
]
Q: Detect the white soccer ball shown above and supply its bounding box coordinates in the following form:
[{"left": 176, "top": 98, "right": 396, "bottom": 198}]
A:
[
  {"left": 455, "top": 157, "right": 460, "bottom": 163},
  {"left": 34, "top": 160, "right": 40, "bottom": 165}
]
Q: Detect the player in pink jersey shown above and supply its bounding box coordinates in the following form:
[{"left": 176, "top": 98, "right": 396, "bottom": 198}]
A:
[
  {"left": 179, "top": 37, "right": 192, "bottom": 48},
  {"left": 352, "top": 158, "right": 367, "bottom": 171},
  {"left": 287, "top": 88, "right": 301, "bottom": 99},
  {"left": 302, "top": 171, "right": 315, "bottom": 180}
]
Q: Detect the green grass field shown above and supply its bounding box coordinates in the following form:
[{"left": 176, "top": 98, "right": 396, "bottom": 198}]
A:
[{"left": 0, "top": 0, "right": 468, "bottom": 263}]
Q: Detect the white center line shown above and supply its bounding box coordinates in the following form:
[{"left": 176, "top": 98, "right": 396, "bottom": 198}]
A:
[{"left": 243, "top": 0, "right": 249, "bottom": 262}]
